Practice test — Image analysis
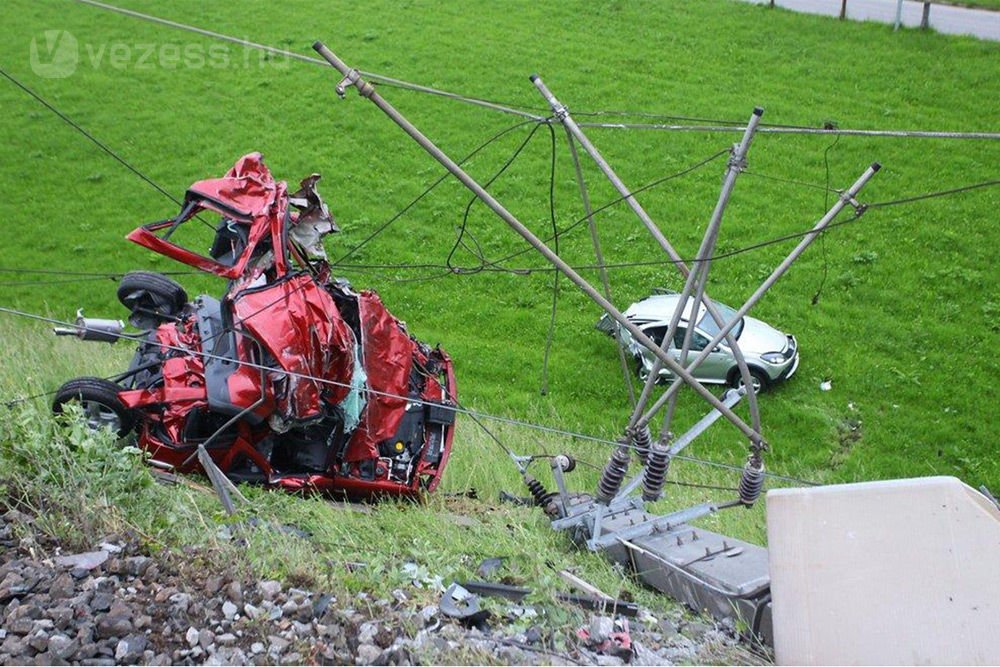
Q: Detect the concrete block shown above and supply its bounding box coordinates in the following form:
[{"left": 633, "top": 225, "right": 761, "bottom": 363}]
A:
[{"left": 767, "top": 476, "right": 1000, "bottom": 665}]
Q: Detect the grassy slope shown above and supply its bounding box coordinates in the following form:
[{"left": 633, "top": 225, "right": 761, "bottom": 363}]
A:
[{"left": 0, "top": 0, "right": 997, "bottom": 558}]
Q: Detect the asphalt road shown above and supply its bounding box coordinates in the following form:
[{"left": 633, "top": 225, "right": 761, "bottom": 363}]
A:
[{"left": 739, "top": 0, "right": 1000, "bottom": 40}]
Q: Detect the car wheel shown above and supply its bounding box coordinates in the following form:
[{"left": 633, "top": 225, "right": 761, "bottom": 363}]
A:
[
  {"left": 52, "top": 377, "right": 135, "bottom": 437},
  {"left": 729, "top": 367, "right": 769, "bottom": 394},
  {"left": 117, "top": 271, "right": 188, "bottom": 328}
]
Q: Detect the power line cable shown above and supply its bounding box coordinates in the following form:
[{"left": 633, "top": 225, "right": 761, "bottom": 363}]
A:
[
  {"left": 0, "top": 267, "right": 199, "bottom": 277},
  {"left": 444, "top": 123, "right": 546, "bottom": 272},
  {"left": 539, "top": 122, "right": 561, "bottom": 396},
  {"left": 3, "top": 175, "right": 996, "bottom": 288},
  {"left": 811, "top": 133, "right": 841, "bottom": 306},
  {"left": 71, "top": 0, "right": 546, "bottom": 121},
  {"left": 326, "top": 175, "right": 1000, "bottom": 276},
  {"left": 0, "top": 65, "right": 183, "bottom": 207},
  {"left": 867, "top": 179, "right": 1000, "bottom": 207},
  {"left": 574, "top": 121, "right": 1000, "bottom": 140},
  {"left": 468, "top": 148, "right": 731, "bottom": 271},
  {"left": 335, "top": 118, "right": 543, "bottom": 265},
  {"left": 0, "top": 303, "right": 817, "bottom": 486},
  {"left": 68, "top": 0, "right": 1000, "bottom": 141}
]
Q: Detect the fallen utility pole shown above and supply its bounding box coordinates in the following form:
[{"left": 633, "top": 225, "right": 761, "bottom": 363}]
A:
[
  {"left": 311, "top": 41, "right": 879, "bottom": 645},
  {"left": 312, "top": 42, "right": 762, "bottom": 445},
  {"left": 530, "top": 76, "right": 763, "bottom": 441}
]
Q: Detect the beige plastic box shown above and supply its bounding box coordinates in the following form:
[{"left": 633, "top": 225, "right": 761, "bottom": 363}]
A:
[{"left": 767, "top": 476, "right": 1000, "bottom": 665}]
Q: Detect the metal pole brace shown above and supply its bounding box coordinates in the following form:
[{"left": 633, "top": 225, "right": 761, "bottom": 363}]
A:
[{"left": 335, "top": 68, "right": 375, "bottom": 99}]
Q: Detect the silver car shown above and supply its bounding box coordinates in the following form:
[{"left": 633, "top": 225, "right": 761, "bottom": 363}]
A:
[{"left": 597, "top": 292, "right": 799, "bottom": 392}]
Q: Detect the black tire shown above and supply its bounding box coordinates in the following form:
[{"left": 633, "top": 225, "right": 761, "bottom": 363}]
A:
[
  {"left": 52, "top": 377, "right": 135, "bottom": 437},
  {"left": 117, "top": 271, "right": 188, "bottom": 328},
  {"left": 729, "top": 366, "right": 770, "bottom": 394}
]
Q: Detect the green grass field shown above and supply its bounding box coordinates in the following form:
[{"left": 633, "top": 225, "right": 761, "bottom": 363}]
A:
[{"left": 0, "top": 0, "right": 998, "bottom": 632}]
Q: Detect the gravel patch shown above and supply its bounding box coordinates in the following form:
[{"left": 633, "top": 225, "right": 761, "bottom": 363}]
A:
[{"left": 0, "top": 508, "right": 767, "bottom": 665}]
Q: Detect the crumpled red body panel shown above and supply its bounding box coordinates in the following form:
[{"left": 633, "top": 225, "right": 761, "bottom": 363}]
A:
[
  {"left": 112, "top": 153, "right": 458, "bottom": 498},
  {"left": 187, "top": 153, "right": 277, "bottom": 218},
  {"left": 119, "top": 324, "right": 208, "bottom": 444},
  {"left": 232, "top": 274, "right": 354, "bottom": 421},
  {"left": 343, "top": 291, "right": 414, "bottom": 462},
  {"left": 127, "top": 152, "right": 289, "bottom": 279}
]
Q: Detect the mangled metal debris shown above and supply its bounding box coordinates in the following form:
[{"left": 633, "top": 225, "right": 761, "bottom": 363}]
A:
[{"left": 52, "top": 154, "right": 457, "bottom": 499}]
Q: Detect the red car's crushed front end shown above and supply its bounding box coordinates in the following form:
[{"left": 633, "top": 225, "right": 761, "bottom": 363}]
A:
[{"left": 55, "top": 153, "right": 457, "bottom": 498}]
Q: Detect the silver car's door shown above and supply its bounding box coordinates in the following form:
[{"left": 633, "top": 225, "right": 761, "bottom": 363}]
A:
[
  {"left": 673, "top": 327, "right": 730, "bottom": 383},
  {"left": 638, "top": 324, "right": 675, "bottom": 379}
]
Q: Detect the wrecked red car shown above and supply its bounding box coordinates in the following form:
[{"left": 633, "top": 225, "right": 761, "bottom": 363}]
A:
[{"left": 52, "top": 153, "right": 457, "bottom": 498}]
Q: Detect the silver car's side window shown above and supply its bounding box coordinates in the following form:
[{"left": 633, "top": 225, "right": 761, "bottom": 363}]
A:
[
  {"left": 645, "top": 325, "right": 668, "bottom": 348},
  {"left": 672, "top": 327, "right": 710, "bottom": 352}
]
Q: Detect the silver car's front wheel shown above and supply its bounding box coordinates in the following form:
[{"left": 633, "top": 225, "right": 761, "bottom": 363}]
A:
[{"left": 730, "top": 367, "right": 769, "bottom": 394}]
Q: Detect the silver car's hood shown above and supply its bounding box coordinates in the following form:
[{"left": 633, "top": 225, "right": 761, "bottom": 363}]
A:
[{"left": 733, "top": 316, "right": 789, "bottom": 354}]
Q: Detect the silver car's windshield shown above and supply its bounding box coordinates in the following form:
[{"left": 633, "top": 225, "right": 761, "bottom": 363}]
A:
[{"left": 698, "top": 301, "right": 744, "bottom": 340}]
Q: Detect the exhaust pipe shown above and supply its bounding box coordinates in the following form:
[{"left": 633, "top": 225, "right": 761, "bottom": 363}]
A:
[{"left": 53, "top": 310, "right": 124, "bottom": 344}]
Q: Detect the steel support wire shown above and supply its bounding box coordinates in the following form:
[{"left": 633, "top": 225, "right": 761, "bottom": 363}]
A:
[
  {"left": 638, "top": 164, "right": 881, "bottom": 426},
  {"left": 312, "top": 42, "right": 763, "bottom": 445},
  {"left": 531, "top": 76, "right": 762, "bottom": 439},
  {"left": 72, "top": 0, "right": 545, "bottom": 121},
  {"left": 564, "top": 131, "right": 635, "bottom": 406},
  {"left": 3, "top": 300, "right": 826, "bottom": 489},
  {"left": 630, "top": 109, "right": 763, "bottom": 443}
]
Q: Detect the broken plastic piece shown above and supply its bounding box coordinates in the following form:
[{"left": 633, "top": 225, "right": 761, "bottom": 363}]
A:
[{"left": 440, "top": 582, "right": 491, "bottom": 628}]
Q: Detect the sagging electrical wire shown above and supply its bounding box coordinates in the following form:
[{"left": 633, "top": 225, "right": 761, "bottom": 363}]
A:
[
  {"left": 811, "top": 133, "right": 842, "bottom": 305},
  {"left": 336, "top": 117, "right": 544, "bottom": 265},
  {"left": 0, "top": 65, "right": 183, "bottom": 208},
  {"left": 466, "top": 147, "right": 731, "bottom": 272},
  {"left": 539, "top": 122, "right": 561, "bottom": 396},
  {"left": 3, "top": 173, "right": 995, "bottom": 290},
  {"left": 867, "top": 179, "right": 1000, "bottom": 208},
  {"left": 324, "top": 173, "right": 1000, "bottom": 278},
  {"left": 72, "top": 0, "right": 548, "bottom": 122},
  {"left": 0, "top": 303, "right": 819, "bottom": 487},
  {"left": 445, "top": 122, "right": 546, "bottom": 272},
  {"left": 575, "top": 120, "right": 1000, "bottom": 140},
  {"left": 0, "top": 267, "right": 195, "bottom": 278},
  {"left": 66, "top": 0, "right": 1000, "bottom": 141}
]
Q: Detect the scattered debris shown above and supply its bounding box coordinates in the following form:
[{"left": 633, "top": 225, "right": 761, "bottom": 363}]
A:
[
  {"left": 460, "top": 580, "right": 640, "bottom": 617},
  {"left": 577, "top": 616, "right": 633, "bottom": 660},
  {"left": 820, "top": 379, "right": 833, "bottom": 391},
  {"left": 439, "top": 583, "right": 491, "bottom": 629},
  {"left": 556, "top": 568, "right": 615, "bottom": 604}
]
